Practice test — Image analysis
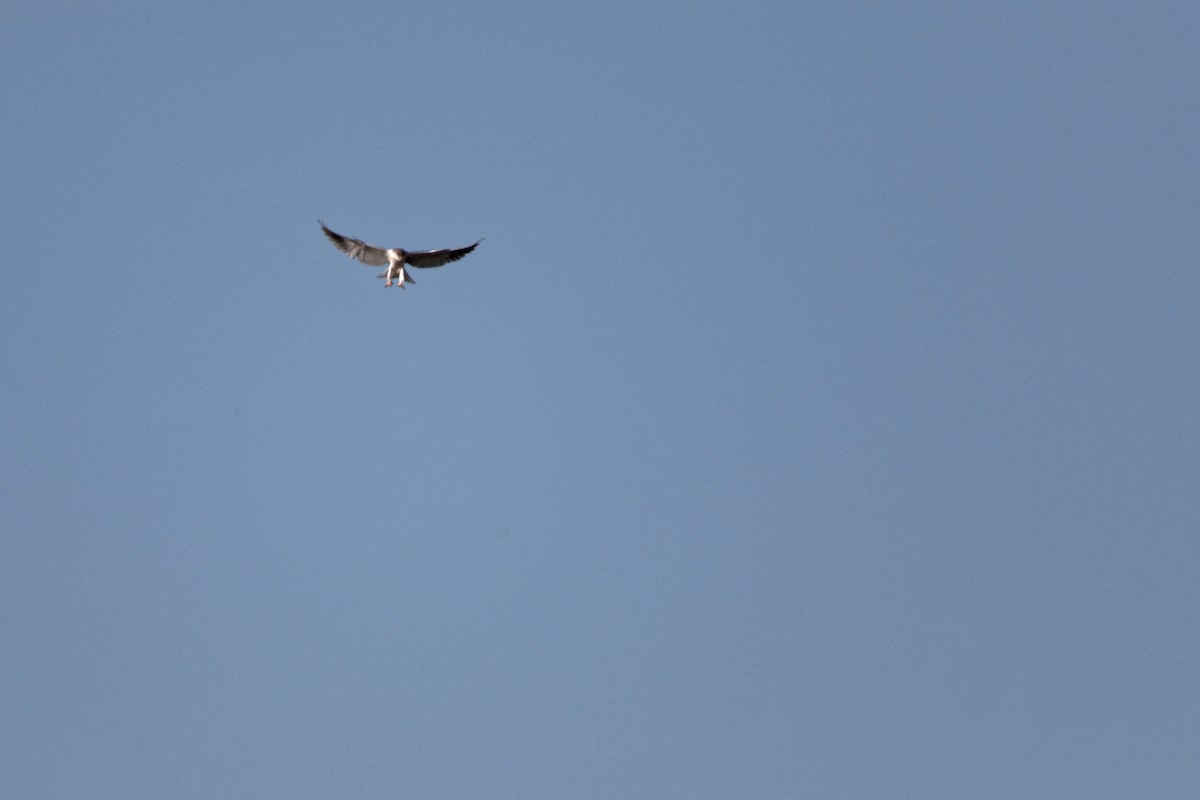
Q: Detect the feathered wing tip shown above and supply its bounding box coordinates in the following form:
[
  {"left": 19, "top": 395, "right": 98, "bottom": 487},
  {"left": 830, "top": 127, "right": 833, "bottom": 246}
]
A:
[
  {"left": 318, "top": 220, "right": 390, "bottom": 267},
  {"left": 318, "top": 219, "right": 339, "bottom": 243},
  {"left": 404, "top": 238, "right": 485, "bottom": 269}
]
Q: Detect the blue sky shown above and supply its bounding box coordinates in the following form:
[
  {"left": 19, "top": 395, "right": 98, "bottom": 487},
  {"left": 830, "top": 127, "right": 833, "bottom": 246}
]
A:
[{"left": 2, "top": 1, "right": 1198, "bottom": 797}]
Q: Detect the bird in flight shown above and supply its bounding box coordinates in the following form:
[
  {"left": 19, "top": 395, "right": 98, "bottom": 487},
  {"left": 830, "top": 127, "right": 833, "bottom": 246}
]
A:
[{"left": 319, "top": 220, "right": 482, "bottom": 288}]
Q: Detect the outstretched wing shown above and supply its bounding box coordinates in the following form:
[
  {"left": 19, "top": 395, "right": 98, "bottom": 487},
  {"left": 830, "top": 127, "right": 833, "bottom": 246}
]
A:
[
  {"left": 405, "top": 239, "right": 483, "bottom": 269},
  {"left": 319, "top": 220, "right": 390, "bottom": 267}
]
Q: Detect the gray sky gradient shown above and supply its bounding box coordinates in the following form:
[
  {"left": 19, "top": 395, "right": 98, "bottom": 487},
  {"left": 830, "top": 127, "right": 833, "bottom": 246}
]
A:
[{"left": 2, "top": 2, "right": 1198, "bottom": 797}]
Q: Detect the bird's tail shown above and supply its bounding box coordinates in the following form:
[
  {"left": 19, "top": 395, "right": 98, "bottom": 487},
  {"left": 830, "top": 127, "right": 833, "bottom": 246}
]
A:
[{"left": 375, "top": 271, "right": 416, "bottom": 287}]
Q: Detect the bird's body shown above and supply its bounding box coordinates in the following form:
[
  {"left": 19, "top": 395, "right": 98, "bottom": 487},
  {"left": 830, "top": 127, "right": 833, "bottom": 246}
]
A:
[{"left": 319, "top": 221, "right": 481, "bottom": 288}]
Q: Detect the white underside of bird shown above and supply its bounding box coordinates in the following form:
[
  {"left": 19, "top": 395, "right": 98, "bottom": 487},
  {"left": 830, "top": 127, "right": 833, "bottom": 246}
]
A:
[{"left": 381, "top": 249, "right": 415, "bottom": 288}]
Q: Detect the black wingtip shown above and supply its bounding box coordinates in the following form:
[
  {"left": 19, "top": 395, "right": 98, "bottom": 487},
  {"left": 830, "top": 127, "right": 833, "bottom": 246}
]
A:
[{"left": 318, "top": 220, "right": 341, "bottom": 244}]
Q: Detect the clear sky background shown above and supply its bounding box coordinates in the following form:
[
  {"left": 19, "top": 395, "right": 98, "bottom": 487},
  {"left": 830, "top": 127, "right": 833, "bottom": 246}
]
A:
[{"left": 2, "top": 2, "right": 1198, "bottom": 797}]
